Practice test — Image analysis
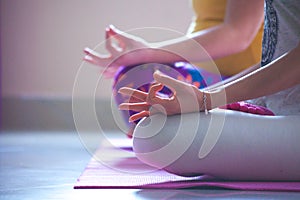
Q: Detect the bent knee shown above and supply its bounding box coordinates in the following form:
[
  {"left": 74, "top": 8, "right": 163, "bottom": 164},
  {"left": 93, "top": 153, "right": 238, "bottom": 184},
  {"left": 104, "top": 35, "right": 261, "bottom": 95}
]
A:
[
  {"left": 132, "top": 113, "right": 205, "bottom": 176},
  {"left": 132, "top": 115, "right": 176, "bottom": 169}
]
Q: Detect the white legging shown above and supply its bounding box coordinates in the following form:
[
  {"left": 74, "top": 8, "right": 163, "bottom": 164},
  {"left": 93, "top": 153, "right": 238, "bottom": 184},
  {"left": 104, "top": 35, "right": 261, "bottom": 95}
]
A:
[{"left": 132, "top": 109, "right": 300, "bottom": 180}]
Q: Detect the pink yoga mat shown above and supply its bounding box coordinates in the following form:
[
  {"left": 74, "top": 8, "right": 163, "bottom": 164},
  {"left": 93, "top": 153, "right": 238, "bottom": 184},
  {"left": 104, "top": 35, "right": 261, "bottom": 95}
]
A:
[{"left": 74, "top": 139, "right": 300, "bottom": 191}]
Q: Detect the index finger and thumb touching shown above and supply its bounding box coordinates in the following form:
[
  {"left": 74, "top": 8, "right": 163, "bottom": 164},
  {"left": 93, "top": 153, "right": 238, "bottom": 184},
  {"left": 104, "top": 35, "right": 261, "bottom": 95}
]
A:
[
  {"left": 147, "top": 82, "right": 164, "bottom": 101},
  {"left": 106, "top": 25, "right": 126, "bottom": 50},
  {"left": 153, "top": 70, "right": 187, "bottom": 92}
]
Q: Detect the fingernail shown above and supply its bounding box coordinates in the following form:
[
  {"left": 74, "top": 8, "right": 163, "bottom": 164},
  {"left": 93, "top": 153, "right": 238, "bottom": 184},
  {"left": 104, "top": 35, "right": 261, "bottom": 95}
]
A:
[
  {"left": 118, "top": 88, "right": 125, "bottom": 94},
  {"left": 118, "top": 106, "right": 124, "bottom": 111},
  {"left": 105, "top": 27, "right": 110, "bottom": 33},
  {"left": 129, "top": 117, "right": 135, "bottom": 123},
  {"left": 154, "top": 70, "right": 162, "bottom": 78},
  {"left": 154, "top": 69, "right": 162, "bottom": 74},
  {"left": 83, "top": 47, "right": 90, "bottom": 53},
  {"left": 84, "top": 55, "right": 92, "bottom": 60},
  {"left": 108, "top": 26, "right": 118, "bottom": 36}
]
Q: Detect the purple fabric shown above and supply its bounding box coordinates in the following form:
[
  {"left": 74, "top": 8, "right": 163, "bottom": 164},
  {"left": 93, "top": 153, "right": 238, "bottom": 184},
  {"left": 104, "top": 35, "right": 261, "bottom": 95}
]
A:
[{"left": 74, "top": 139, "right": 300, "bottom": 191}]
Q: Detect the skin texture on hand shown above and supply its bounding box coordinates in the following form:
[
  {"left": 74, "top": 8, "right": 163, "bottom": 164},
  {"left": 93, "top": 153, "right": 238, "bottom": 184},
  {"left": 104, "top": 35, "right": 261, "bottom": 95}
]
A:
[
  {"left": 83, "top": 25, "right": 151, "bottom": 78},
  {"left": 118, "top": 71, "right": 204, "bottom": 122},
  {"left": 118, "top": 71, "right": 275, "bottom": 123}
]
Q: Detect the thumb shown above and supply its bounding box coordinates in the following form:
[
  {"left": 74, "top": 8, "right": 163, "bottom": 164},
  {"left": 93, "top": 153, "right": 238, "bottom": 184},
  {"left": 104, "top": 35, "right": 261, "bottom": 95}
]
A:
[
  {"left": 107, "top": 25, "right": 126, "bottom": 50},
  {"left": 148, "top": 83, "right": 164, "bottom": 101},
  {"left": 108, "top": 25, "right": 131, "bottom": 41},
  {"left": 153, "top": 70, "right": 185, "bottom": 91},
  {"left": 107, "top": 25, "right": 120, "bottom": 36}
]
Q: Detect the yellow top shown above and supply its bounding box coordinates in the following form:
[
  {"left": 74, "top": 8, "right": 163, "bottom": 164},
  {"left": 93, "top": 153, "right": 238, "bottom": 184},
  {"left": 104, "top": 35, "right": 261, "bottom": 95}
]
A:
[{"left": 189, "top": 0, "right": 264, "bottom": 76}]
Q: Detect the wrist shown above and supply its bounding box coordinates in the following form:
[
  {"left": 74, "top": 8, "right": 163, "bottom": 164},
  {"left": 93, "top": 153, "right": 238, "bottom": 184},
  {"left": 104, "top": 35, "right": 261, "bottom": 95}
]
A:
[{"left": 203, "top": 88, "right": 227, "bottom": 111}]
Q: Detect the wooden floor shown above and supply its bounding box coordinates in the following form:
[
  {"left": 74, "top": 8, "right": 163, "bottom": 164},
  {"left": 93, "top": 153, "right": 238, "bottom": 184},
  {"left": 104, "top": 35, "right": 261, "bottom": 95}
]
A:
[{"left": 1, "top": 131, "right": 299, "bottom": 200}]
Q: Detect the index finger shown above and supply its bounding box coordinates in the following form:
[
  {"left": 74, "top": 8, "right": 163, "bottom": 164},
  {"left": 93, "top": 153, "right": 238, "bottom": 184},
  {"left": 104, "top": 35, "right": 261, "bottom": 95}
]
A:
[
  {"left": 107, "top": 25, "right": 126, "bottom": 50},
  {"left": 129, "top": 110, "right": 150, "bottom": 122},
  {"left": 118, "top": 87, "right": 148, "bottom": 101},
  {"left": 153, "top": 71, "right": 188, "bottom": 91},
  {"left": 105, "top": 29, "right": 120, "bottom": 55}
]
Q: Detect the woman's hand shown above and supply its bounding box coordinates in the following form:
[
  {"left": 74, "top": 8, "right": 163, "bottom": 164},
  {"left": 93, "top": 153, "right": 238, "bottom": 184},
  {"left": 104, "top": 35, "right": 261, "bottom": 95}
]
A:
[
  {"left": 118, "top": 71, "right": 205, "bottom": 122},
  {"left": 83, "top": 25, "right": 150, "bottom": 78}
]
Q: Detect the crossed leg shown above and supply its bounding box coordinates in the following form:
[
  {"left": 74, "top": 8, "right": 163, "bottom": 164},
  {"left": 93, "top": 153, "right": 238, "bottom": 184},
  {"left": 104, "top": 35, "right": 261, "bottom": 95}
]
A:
[{"left": 132, "top": 109, "right": 300, "bottom": 180}]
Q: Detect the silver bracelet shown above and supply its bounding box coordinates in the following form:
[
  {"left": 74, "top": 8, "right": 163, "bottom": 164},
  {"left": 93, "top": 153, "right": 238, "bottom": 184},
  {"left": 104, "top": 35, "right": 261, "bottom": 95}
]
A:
[{"left": 203, "top": 92, "right": 208, "bottom": 115}]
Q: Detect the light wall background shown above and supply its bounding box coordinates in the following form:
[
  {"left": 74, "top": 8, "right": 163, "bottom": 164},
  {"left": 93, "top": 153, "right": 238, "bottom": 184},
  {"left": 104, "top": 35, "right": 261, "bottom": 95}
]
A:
[{"left": 1, "top": 0, "right": 194, "bottom": 99}]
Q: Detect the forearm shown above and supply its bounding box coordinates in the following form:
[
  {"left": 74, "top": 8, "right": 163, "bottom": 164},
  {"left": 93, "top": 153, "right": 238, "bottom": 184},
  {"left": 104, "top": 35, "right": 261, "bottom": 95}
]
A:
[
  {"left": 149, "top": 25, "right": 234, "bottom": 63},
  {"left": 204, "top": 63, "right": 261, "bottom": 91},
  {"left": 147, "top": 24, "right": 258, "bottom": 64},
  {"left": 206, "top": 44, "right": 300, "bottom": 108},
  {"left": 146, "top": 0, "right": 264, "bottom": 64}
]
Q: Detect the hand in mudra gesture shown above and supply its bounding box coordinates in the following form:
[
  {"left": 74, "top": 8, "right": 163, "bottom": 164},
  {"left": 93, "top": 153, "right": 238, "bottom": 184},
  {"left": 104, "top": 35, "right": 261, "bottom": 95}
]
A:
[
  {"left": 83, "top": 25, "right": 150, "bottom": 78},
  {"left": 118, "top": 71, "right": 206, "bottom": 122}
]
